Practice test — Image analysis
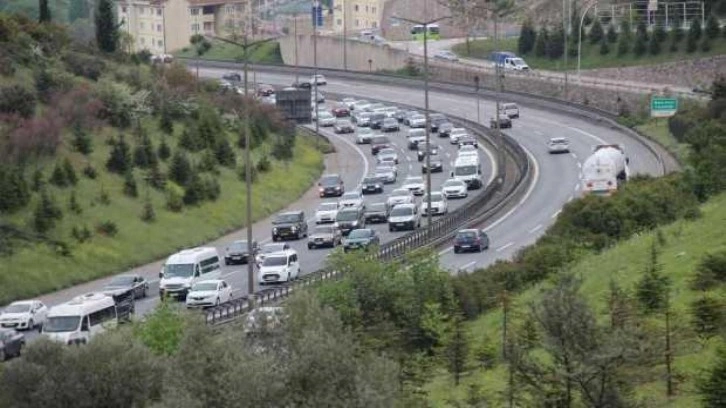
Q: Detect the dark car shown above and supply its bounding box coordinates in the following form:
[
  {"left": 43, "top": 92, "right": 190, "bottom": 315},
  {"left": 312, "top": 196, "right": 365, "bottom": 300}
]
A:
[
  {"left": 272, "top": 210, "right": 308, "bottom": 241},
  {"left": 490, "top": 114, "right": 513, "bottom": 129},
  {"left": 381, "top": 118, "right": 400, "bottom": 132},
  {"left": 429, "top": 113, "right": 448, "bottom": 133},
  {"left": 438, "top": 121, "right": 454, "bottom": 137},
  {"left": 422, "top": 159, "right": 444, "bottom": 173},
  {"left": 371, "top": 135, "right": 392, "bottom": 155},
  {"left": 223, "top": 72, "right": 242, "bottom": 82},
  {"left": 417, "top": 142, "right": 439, "bottom": 162},
  {"left": 334, "top": 207, "right": 365, "bottom": 236},
  {"left": 318, "top": 174, "right": 345, "bottom": 197},
  {"left": 224, "top": 240, "right": 259, "bottom": 265},
  {"left": 102, "top": 274, "right": 149, "bottom": 300},
  {"left": 292, "top": 81, "right": 312, "bottom": 89},
  {"left": 0, "top": 328, "right": 24, "bottom": 361},
  {"left": 453, "top": 229, "right": 490, "bottom": 253},
  {"left": 458, "top": 136, "right": 478, "bottom": 148},
  {"left": 369, "top": 112, "right": 387, "bottom": 130},
  {"left": 364, "top": 202, "right": 389, "bottom": 223},
  {"left": 342, "top": 228, "right": 380, "bottom": 252},
  {"left": 361, "top": 176, "right": 384, "bottom": 194},
  {"left": 393, "top": 109, "right": 408, "bottom": 122},
  {"left": 331, "top": 106, "right": 350, "bottom": 117}
]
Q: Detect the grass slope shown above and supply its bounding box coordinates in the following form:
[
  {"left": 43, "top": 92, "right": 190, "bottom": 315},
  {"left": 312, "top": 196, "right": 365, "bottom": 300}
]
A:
[
  {"left": 425, "top": 193, "right": 726, "bottom": 406},
  {"left": 452, "top": 37, "right": 726, "bottom": 71},
  {"left": 636, "top": 119, "right": 691, "bottom": 163},
  {"left": 0, "top": 122, "right": 324, "bottom": 304},
  {"left": 174, "top": 39, "right": 283, "bottom": 64}
]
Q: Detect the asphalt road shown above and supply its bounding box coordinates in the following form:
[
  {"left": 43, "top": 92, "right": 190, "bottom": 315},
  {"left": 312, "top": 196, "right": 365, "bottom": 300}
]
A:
[{"left": 15, "top": 70, "right": 663, "bottom": 342}]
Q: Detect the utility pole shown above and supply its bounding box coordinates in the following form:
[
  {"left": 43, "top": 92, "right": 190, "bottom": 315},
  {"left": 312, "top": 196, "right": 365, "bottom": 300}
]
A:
[
  {"left": 313, "top": 1, "right": 321, "bottom": 140},
  {"left": 563, "top": 0, "right": 569, "bottom": 98},
  {"left": 474, "top": 75, "right": 481, "bottom": 124},
  {"left": 343, "top": 1, "right": 347, "bottom": 71},
  {"left": 293, "top": 12, "right": 300, "bottom": 84}
]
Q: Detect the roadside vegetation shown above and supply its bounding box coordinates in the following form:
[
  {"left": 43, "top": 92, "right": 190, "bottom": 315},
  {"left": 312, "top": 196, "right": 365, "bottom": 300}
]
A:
[
  {"left": 174, "top": 39, "right": 283, "bottom": 64},
  {"left": 453, "top": 14, "right": 726, "bottom": 71},
  {"left": 0, "top": 13, "right": 325, "bottom": 304}
]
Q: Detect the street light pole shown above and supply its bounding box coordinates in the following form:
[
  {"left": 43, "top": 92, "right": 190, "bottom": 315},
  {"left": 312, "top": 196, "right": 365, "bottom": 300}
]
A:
[
  {"left": 293, "top": 13, "right": 300, "bottom": 84},
  {"left": 343, "top": 2, "right": 347, "bottom": 70},
  {"left": 474, "top": 75, "right": 481, "bottom": 124},
  {"left": 563, "top": 0, "right": 569, "bottom": 98},
  {"left": 577, "top": 1, "right": 598, "bottom": 85},
  {"left": 313, "top": 5, "right": 320, "bottom": 139}
]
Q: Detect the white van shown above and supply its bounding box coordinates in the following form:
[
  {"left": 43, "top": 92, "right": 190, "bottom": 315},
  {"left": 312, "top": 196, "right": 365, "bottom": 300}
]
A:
[
  {"left": 159, "top": 247, "right": 222, "bottom": 300},
  {"left": 258, "top": 250, "right": 300, "bottom": 285},
  {"left": 499, "top": 103, "right": 520, "bottom": 118},
  {"left": 452, "top": 156, "right": 483, "bottom": 189},
  {"left": 42, "top": 293, "right": 118, "bottom": 345}
]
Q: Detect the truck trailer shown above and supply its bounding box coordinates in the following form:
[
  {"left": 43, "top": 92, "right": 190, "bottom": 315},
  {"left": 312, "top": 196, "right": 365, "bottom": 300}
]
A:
[{"left": 581, "top": 144, "right": 629, "bottom": 196}]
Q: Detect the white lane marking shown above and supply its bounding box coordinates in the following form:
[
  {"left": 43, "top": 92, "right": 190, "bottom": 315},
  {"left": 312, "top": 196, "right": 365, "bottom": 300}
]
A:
[
  {"left": 478, "top": 141, "right": 498, "bottom": 186},
  {"left": 528, "top": 224, "right": 542, "bottom": 234},
  {"left": 406, "top": 155, "right": 412, "bottom": 162},
  {"left": 496, "top": 242, "right": 514, "bottom": 252},
  {"left": 408, "top": 163, "right": 413, "bottom": 170},
  {"left": 570, "top": 152, "right": 577, "bottom": 159},
  {"left": 577, "top": 162, "right": 582, "bottom": 168},
  {"left": 568, "top": 194, "right": 574, "bottom": 202},
  {"left": 222, "top": 271, "right": 237, "bottom": 278},
  {"left": 574, "top": 182, "right": 580, "bottom": 191},
  {"left": 551, "top": 210, "right": 562, "bottom": 219},
  {"left": 459, "top": 261, "right": 476, "bottom": 270},
  {"left": 566, "top": 125, "right": 608, "bottom": 145}
]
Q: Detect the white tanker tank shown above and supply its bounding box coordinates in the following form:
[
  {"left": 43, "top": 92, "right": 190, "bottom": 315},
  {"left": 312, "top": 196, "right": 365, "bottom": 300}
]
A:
[{"left": 581, "top": 144, "right": 629, "bottom": 196}]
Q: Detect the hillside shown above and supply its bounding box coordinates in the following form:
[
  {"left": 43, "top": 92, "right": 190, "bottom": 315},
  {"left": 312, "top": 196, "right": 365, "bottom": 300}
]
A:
[
  {"left": 425, "top": 192, "right": 726, "bottom": 406},
  {"left": 0, "top": 13, "right": 324, "bottom": 304}
]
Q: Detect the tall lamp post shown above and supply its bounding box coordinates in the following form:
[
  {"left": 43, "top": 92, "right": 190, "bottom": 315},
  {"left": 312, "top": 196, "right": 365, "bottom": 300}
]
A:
[
  {"left": 577, "top": 0, "right": 598, "bottom": 85},
  {"left": 391, "top": 14, "right": 451, "bottom": 236},
  {"left": 210, "top": 33, "right": 278, "bottom": 302},
  {"left": 313, "top": 1, "right": 322, "bottom": 140},
  {"left": 334, "top": 2, "right": 347, "bottom": 70}
]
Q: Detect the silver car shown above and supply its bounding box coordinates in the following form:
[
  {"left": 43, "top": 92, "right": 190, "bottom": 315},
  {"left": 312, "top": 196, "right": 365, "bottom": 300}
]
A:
[
  {"left": 547, "top": 137, "right": 570, "bottom": 154},
  {"left": 307, "top": 225, "right": 342, "bottom": 249},
  {"left": 375, "top": 167, "right": 396, "bottom": 184},
  {"left": 377, "top": 148, "right": 399, "bottom": 165},
  {"left": 356, "top": 127, "right": 376, "bottom": 144}
]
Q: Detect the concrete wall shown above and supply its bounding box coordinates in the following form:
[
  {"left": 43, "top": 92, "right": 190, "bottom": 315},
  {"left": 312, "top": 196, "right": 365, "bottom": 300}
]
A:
[{"left": 279, "top": 34, "right": 410, "bottom": 71}]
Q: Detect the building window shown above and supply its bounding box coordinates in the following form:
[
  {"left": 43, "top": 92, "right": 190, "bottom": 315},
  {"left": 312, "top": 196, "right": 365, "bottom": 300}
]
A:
[
  {"left": 158, "top": 39, "right": 163, "bottom": 48},
  {"left": 190, "top": 7, "right": 200, "bottom": 15},
  {"left": 235, "top": 4, "right": 242, "bottom": 11},
  {"left": 140, "top": 37, "right": 145, "bottom": 44},
  {"left": 139, "top": 7, "right": 144, "bottom": 15},
  {"left": 156, "top": 8, "right": 162, "bottom": 16},
  {"left": 203, "top": 22, "right": 213, "bottom": 31},
  {"left": 191, "top": 23, "right": 200, "bottom": 32},
  {"left": 121, "top": 6, "right": 127, "bottom": 13},
  {"left": 139, "top": 22, "right": 145, "bottom": 30},
  {"left": 372, "top": 21, "right": 377, "bottom": 28},
  {"left": 336, "top": 18, "right": 341, "bottom": 26},
  {"left": 365, "top": 5, "right": 368, "bottom": 12},
  {"left": 372, "top": 7, "right": 376, "bottom": 13},
  {"left": 157, "top": 24, "right": 162, "bottom": 32}
]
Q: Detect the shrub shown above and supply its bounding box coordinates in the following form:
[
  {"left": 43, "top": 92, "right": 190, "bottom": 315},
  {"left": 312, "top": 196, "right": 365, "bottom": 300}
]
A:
[
  {"left": 633, "top": 21, "right": 649, "bottom": 56},
  {"left": 518, "top": 18, "right": 536, "bottom": 54},
  {"left": 589, "top": 19, "right": 604, "bottom": 44},
  {"left": 0, "top": 84, "right": 37, "bottom": 118},
  {"left": 165, "top": 182, "right": 184, "bottom": 212},
  {"left": 93, "top": 79, "right": 134, "bottom": 128},
  {"left": 256, "top": 154, "right": 272, "bottom": 172},
  {"left": 606, "top": 24, "right": 617, "bottom": 43},
  {"left": 97, "top": 186, "right": 111, "bottom": 205},
  {"left": 687, "top": 18, "right": 702, "bottom": 52},
  {"left": 34, "top": 67, "right": 75, "bottom": 102},
  {"left": 159, "top": 107, "right": 174, "bottom": 134},
  {"left": 63, "top": 51, "right": 105, "bottom": 81},
  {"left": 197, "top": 150, "right": 219, "bottom": 174},
  {"left": 599, "top": 37, "right": 610, "bottom": 55},
  {"left": 157, "top": 137, "right": 171, "bottom": 161},
  {"left": 202, "top": 176, "right": 221, "bottom": 201},
  {"left": 50, "top": 161, "right": 69, "bottom": 187},
  {"left": 705, "top": 14, "right": 720, "bottom": 39},
  {"left": 692, "top": 251, "right": 726, "bottom": 289},
  {"left": 271, "top": 133, "right": 295, "bottom": 161},
  {"left": 33, "top": 189, "right": 63, "bottom": 233},
  {"left": 71, "top": 224, "right": 92, "bottom": 242},
  {"left": 68, "top": 190, "right": 82, "bottom": 214},
  {"left": 182, "top": 174, "right": 207, "bottom": 205},
  {"left": 83, "top": 164, "right": 98, "bottom": 179},
  {"left": 214, "top": 138, "right": 236, "bottom": 167},
  {"left": 123, "top": 170, "right": 138, "bottom": 197},
  {"left": 533, "top": 26, "right": 548, "bottom": 57},
  {"left": 147, "top": 162, "right": 167, "bottom": 191},
  {"left": 96, "top": 220, "right": 118, "bottom": 237},
  {"left": 133, "top": 134, "right": 157, "bottom": 168},
  {"left": 653, "top": 24, "right": 667, "bottom": 43},
  {"left": 701, "top": 38, "right": 711, "bottom": 52},
  {"left": 691, "top": 296, "right": 724, "bottom": 339},
  {"left": 648, "top": 35, "right": 661, "bottom": 55},
  {"left": 106, "top": 135, "right": 132, "bottom": 174},
  {"left": 169, "top": 151, "right": 192, "bottom": 186},
  {"left": 71, "top": 123, "right": 93, "bottom": 155},
  {"left": 636, "top": 242, "right": 670, "bottom": 313},
  {"left": 31, "top": 168, "right": 44, "bottom": 192},
  {"left": 0, "top": 165, "right": 30, "bottom": 212},
  {"left": 141, "top": 200, "right": 156, "bottom": 223},
  {"left": 63, "top": 158, "right": 78, "bottom": 186},
  {"left": 238, "top": 161, "right": 258, "bottom": 183},
  {"left": 699, "top": 347, "right": 726, "bottom": 407},
  {"left": 178, "top": 126, "right": 203, "bottom": 151}
]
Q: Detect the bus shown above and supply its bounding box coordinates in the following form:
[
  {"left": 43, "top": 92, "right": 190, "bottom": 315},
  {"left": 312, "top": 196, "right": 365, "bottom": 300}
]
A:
[{"left": 411, "top": 24, "right": 440, "bottom": 41}]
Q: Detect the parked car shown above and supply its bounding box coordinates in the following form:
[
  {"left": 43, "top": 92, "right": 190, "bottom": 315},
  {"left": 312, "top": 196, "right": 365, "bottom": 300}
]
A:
[
  {"left": 0, "top": 328, "right": 24, "bottom": 361},
  {"left": 434, "top": 50, "right": 459, "bottom": 61},
  {"left": 388, "top": 203, "right": 421, "bottom": 231},
  {"left": 454, "top": 229, "right": 490, "bottom": 253},
  {"left": 381, "top": 117, "right": 400, "bottom": 132},
  {"left": 318, "top": 174, "right": 345, "bottom": 197},
  {"left": 355, "top": 127, "right": 375, "bottom": 144},
  {"left": 422, "top": 158, "right": 444, "bottom": 173},
  {"left": 353, "top": 111, "right": 372, "bottom": 127},
  {"left": 307, "top": 225, "right": 342, "bottom": 249},
  {"left": 334, "top": 119, "right": 355, "bottom": 134},
  {"left": 339, "top": 191, "right": 365, "bottom": 208},
  {"left": 271, "top": 211, "right": 308, "bottom": 241},
  {"left": 393, "top": 108, "right": 408, "bottom": 122},
  {"left": 0, "top": 300, "right": 48, "bottom": 331},
  {"left": 364, "top": 202, "right": 389, "bottom": 223},
  {"left": 342, "top": 228, "right": 380, "bottom": 252},
  {"left": 102, "top": 274, "right": 150, "bottom": 299},
  {"left": 420, "top": 191, "right": 448, "bottom": 216},
  {"left": 490, "top": 114, "right": 513, "bottom": 129},
  {"left": 361, "top": 176, "right": 384, "bottom": 194},
  {"left": 224, "top": 240, "right": 259, "bottom": 265},
  {"left": 547, "top": 137, "right": 570, "bottom": 154},
  {"left": 292, "top": 80, "right": 311, "bottom": 89},
  {"left": 315, "top": 202, "right": 339, "bottom": 224},
  {"left": 186, "top": 280, "right": 233, "bottom": 308}
]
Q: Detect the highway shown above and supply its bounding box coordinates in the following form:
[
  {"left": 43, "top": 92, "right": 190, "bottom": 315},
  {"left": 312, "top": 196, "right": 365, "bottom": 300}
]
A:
[{"left": 15, "top": 69, "right": 664, "bottom": 342}]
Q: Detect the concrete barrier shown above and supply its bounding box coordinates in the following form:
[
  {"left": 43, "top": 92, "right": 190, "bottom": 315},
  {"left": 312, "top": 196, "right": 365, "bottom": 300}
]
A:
[{"left": 279, "top": 35, "right": 410, "bottom": 72}]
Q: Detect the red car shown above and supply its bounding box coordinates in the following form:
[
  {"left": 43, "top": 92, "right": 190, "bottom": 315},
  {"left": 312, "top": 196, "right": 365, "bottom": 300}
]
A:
[{"left": 331, "top": 106, "right": 350, "bottom": 118}]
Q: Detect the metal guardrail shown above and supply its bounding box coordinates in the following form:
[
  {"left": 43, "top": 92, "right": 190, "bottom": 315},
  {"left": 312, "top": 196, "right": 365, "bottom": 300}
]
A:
[{"left": 204, "top": 106, "right": 530, "bottom": 325}]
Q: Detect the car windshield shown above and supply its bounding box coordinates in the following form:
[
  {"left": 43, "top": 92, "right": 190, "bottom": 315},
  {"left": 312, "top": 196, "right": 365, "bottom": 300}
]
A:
[
  {"left": 319, "top": 112, "right": 333, "bottom": 118},
  {"left": 358, "top": 128, "right": 372, "bottom": 135},
  {"left": 375, "top": 170, "right": 391, "bottom": 177},
  {"left": 341, "top": 193, "right": 359, "bottom": 200},
  {"left": 337, "top": 211, "right": 359, "bottom": 221},
  {"left": 262, "top": 244, "right": 286, "bottom": 254},
  {"left": 4, "top": 304, "right": 31, "bottom": 313},
  {"left": 405, "top": 177, "right": 423, "bottom": 184},
  {"left": 336, "top": 120, "right": 351, "bottom": 126},
  {"left": 379, "top": 149, "right": 395, "bottom": 155},
  {"left": 192, "top": 282, "right": 218, "bottom": 292},
  {"left": 348, "top": 229, "right": 372, "bottom": 239},
  {"left": 412, "top": 115, "right": 425, "bottom": 121},
  {"left": 455, "top": 165, "right": 478, "bottom": 176},
  {"left": 390, "top": 206, "right": 413, "bottom": 216},
  {"left": 444, "top": 180, "right": 465, "bottom": 188},
  {"left": 108, "top": 275, "right": 135, "bottom": 287},
  {"left": 409, "top": 130, "right": 425, "bottom": 137},
  {"left": 392, "top": 190, "right": 409, "bottom": 197},
  {"left": 263, "top": 256, "right": 287, "bottom": 267},
  {"left": 164, "top": 263, "right": 194, "bottom": 278},
  {"left": 44, "top": 316, "right": 80, "bottom": 333},
  {"left": 358, "top": 112, "right": 372, "bottom": 118},
  {"left": 550, "top": 139, "right": 568, "bottom": 145},
  {"left": 452, "top": 129, "right": 467, "bottom": 135},
  {"left": 368, "top": 203, "right": 387, "bottom": 212},
  {"left": 314, "top": 226, "right": 334, "bottom": 234},
  {"left": 430, "top": 193, "right": 444, "bottom": 202},
  {"left": 363, "top": 177, "right": 380, "bottom": 184},
  {"left": 457, "top": 231, "right": 477, "bottom": 239},
  {"left": 228, "top": 241, "right": 249, "bottom": 251},
  {"left": 318, "top": 203, "right": 338, "bottom": 211},
  {"left": 320, "top": 176, "right": 340, "bottom": 186},
  {"left": 384, "top": 119, "right": 396, "bottom": 124},
  {"left": 275, "top": 213, "right": 301, "bottom": 223},
  {"left": 372, "top": 137, "right": 389, "bottom": 144}
]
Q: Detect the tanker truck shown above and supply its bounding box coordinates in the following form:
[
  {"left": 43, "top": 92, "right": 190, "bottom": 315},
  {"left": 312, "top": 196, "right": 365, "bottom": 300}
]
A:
[{"left": 581, "top": 144, "right": 629, "bottom": 196}]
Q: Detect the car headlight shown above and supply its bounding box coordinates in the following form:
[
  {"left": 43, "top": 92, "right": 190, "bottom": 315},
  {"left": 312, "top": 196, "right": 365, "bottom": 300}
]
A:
[
  {"left": 183, "top": 283, "right": 191, "bottom": 288},
  {"left": 351, "top": 221, "right": 358, "bottom": 226},
  {"left": 291, "top": 226, "right": 298, "bottom": 231}
]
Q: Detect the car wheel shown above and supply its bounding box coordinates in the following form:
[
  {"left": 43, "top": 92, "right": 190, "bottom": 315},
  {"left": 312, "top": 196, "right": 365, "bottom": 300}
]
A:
[
  {"left": 224, "top": 257, "right": 231, "bottom": 265},
  {"left": 307, "top": 243, "right": 314, "bottom": 250},
  {"left": 272, "top": 236, "right": 278, "bottom": 242},
  {"left": 454, "top": 247, "right": 460, "bottom": 254},
  {"left": 28, "top": 319, "right": 34, "bottom": 331},
  {"left": 477, "top": 245, "right": 482, "bottom": 252},
  {"left": 0, "top": 349, "right": 5, "bottom": 361},
  {"left": 389, "top": 226, "right": 394, "bottom": 232},
  {"left": 215, "top": 298, "right": 220, "bottom": 307}
]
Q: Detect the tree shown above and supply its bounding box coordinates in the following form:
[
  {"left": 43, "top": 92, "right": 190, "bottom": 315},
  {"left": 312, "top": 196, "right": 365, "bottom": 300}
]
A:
[
  {"left": 690, "top": 295, "right": 724, "bottom": 339},
  {"left": 649, "top": 33, "right": 662, "bottom": 55},
  {"left": 518, "top": 18, "right": 537, "bottom": 54},
  {"left": 617, "top": 19, "right": 631, "bottom": 56},
  {"left": 133, "top": 133, "right": 157, "bottom": 168},
  {"left": 123, "top": 169, "right": 138, "bottom": 197},
  {"left": 159, "top": 106, "right": 174, "bottom": 135},
  {"left": 72, "top": 123, "right": 93, "bottom": 155},
  {"left": 599, "top": 37, "right": 610, "bottom": 55},
  {"left": 33, "top": 189, "right": 63, "bottom": 233},
  {"left": 445, "top": 314, "right": 468, "bottom": 386},
  {"left": 214, "top": 139, "right": 236, "bottom": 167},
  {"left": 63, "top": 158, "right": 78, "bottom": 186},
  {"left": 95, "top": 0, "right": 119, "bottom": 52},
  {"left": 50, "top": 161, "right": 69, "bottom": 187},
  {"left": 653, "top": 24, "right": 668, "bottom": 43},
  {"left": 182, "top": 173, "right": 205, "bottom": 205},
  {"left": 106, "top": 135, "right": 132, "bottom": 174},
  {"left": 633, "top": 20, "right": 649, "bottom": 56},
  {"left": 533, "top": 26, "right": 548, "bottom": 57},
  {"left": 0, "top": 165, "right": 30, "bottom": 212},
  {"left": 68, "top": 190, "right": 82, "bottom": 214},
  {"left": 700, "top": 347, "right": 726, "bottom": 407},
  {"left": 546, "top": 25, "right": 565, "bottom": 59},
  {"left": 636, "top": 241, "right": 671, "bottom": 313},
  {"left": 158, "top": 137, "right": 171, "bottom": 161},
  {"left": 169, "top": 151, "right": 192, "bottom": 186},
  {"left": 39, "top": 0, "right": 51, "bottom": 22},
  {"left": 588, "top": 18, "right": 604, "bottom": 44},
  {"left": 190, "top": 34, "right": 212, "bottom": 82},
  {"left": 606, "top": 24, "right": 618, "bottom": 43},
  {"left": 705, "top": 14, "right": 720, "bottom": 39},
  {"left": 68, "top": 0, "right": 90, "bottom": 22},
  {"left": 670, "top": 26, "right": 684, "bottom": 51}
]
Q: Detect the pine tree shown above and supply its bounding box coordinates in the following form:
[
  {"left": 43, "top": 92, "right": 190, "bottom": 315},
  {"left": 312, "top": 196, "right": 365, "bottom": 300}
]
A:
[
  {"left": 31, "top": 168, "right": 44, "bottom": 192},
  {"left": 633, "top": 20, "right": 649, "bottom": 56},
  {"left": 72, "top": 123, "right": 93, "bottom": 155},
  {"left": 653, "top": 24, "right": 667, "bottom": 43},
  {"left": 606, "top": 24, "right": 618, "bottom": 43},
  {"left": 178, "top": 127, "right": 203, "bottom": 151},
  {"left": 182, "top": 173, "right": 205, "bottom": 205},
  {"left": 637, "top": 241, "right": 671, "bottom": 313},
  {"left": 68, "top": 190, "right": 82, "bottom": 214},
  {"left": 445, "top": 314, "right": 468, "bottom": 386},
  {"left": 106, "top": 135, "right": 132, "bottom": 174},
  {"left": 68, "top": 0, "right": 89, "bottom": 22},
  {"left": 599, "top": 37, "right": 610, "bottom": 55},
  {"left": 670, "top": 26, "right": 684, "bottom": 52},
  {"left": 50, "top": 161, "right": 68, "bottom": 187},
  {"left": 700, "top": 347, "right": 726, "bottom": 407},
  {"left": 95, "top": 0, "right": 118, "bottom": 52},
  {"left": 701, "top": 38, "right": 712, "bottom": 52},
  {"left": 0, "top": 165, "right": 30, "bottom": 212},
  {"left": 589, "top": 19, "right": 604, "bottom": 44},
  {"left": 141, "top": 199, "right": 156, "bottom": 222},
  {"left": 63, "top": 158, "right": 78, "bottom": 186},
  {"left": 689, "top": 17, "right": 703, "bottom": 41},
  {"left": 148, "top": 161, "right": 167, "bottom": 190},
  {"left": 123, "top": 169, "right": 138, "bottom": 197},
  {"left": 39, "top": 0, "right": 51, "bottom": 22},
  {"left": 214, "top": 139, "right": 236, "bottom": 167},
  {"left": 159, "top": 107, "right": 174, "bottom": 135},
  {"left": 518, "top": 18, "right": 537, "bottom": 54},
  {"left": 533, "top": 26, "right": 548, "bottom": 57},
  {"left": 133, "top": 134, "right": 157, "bottom": 168},
  {"left": 687, "top": 32, "right": 699, "bottom": 52},
  {"left": 547, "top": 26, "right": 565, "bottom": 59},
  {"left": 168, "top": 151, "right": 192, "bottom": 186},
  {"left": 649, "top": 34, "right": 661, "bottom": 55},
  {"left": 705, "top": 14, "right": 720, "bottom": 40},
  {"left": 33, "top": 189, "right": 63, "bottom": 233},
  {"left": 617, "top": 19, "right": 632, "bottom": 56}
]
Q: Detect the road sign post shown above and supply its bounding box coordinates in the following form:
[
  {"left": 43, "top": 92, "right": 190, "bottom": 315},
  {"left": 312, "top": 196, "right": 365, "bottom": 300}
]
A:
[{"left": 650, "top": 97, "right": 678, "bottom": 118}]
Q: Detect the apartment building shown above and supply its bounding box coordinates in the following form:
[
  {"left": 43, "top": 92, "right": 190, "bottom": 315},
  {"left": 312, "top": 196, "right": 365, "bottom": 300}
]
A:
[
  {"left": 333, "top": 0, "right": 386, "bottom": 33},
  {"left": 118, "top": 0, "right": 270, "bottom": 53}
]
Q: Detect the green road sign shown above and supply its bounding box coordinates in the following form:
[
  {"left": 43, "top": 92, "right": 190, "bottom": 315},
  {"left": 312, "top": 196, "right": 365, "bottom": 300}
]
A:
[{"left": 650, "top": 97, "right": 678, "bottom": 118}]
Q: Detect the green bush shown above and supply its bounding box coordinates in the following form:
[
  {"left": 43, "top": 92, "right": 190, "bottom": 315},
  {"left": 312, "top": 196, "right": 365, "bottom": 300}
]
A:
[
  {"left": 123, "top": 170, "right": 138, "bottom": 197},
  {"left": 518, "top": 18, "right": 536, "bottom": 54},
  {"left": 140, "top": 200, "right": 156, "bottom": 223},
  {"left": 83, "top": 164, "right": 98, "bottom": 179},
  {"left": 106, "top": 135, "right": 132, "bottom": 174},
  {"left": 533, "top": 26, "right": 548, "bottom": 57},
  {"left": 157, "top": 137, "right": 171, "bottom": 161},
  {"left": 165, "top": 182, "right": 184, "bottom": 212},
  {"left": 32, "top": 189, "right": 63, "bottom": 233},
  {"left": 71, "top": 224, "right": 92, "bottom": 243},
  {"left": 96, "top": 220, "right": 119, "bottom": 237},
  {"left": 0, "top": 84, "right": 37, "bottom": 118},
  {"left": 168, "top": 150, "right": 192, "bottom": 186},
  {"left": 238, "top": 161, "right": 258, "bottom": 183},
  {"left": 68, "top": 190, "right": 82, "bottom": 214},
  {"left": 63, "top": 51, "right": 105, "bottom": 81},
  {"left": 606, "top": 24, "right": 618, "bottom": 43},
  {"left": 690, "top": 295, "right": 724, "bottom": 339},
  {"left": 589, "top": 19, "right": 604, "bottom": 44},
  {"left": 0, "top": 165, "right": 30, "bottom": 213},
  {"left": 599, "top": 37, "right": 610, "bottom": 55},
  {"left": 705, "top": 14, "right": 720, "bottom": 39},
  {"left": 256, "top": 154, "right": 272, "bottom": 172},
  {"left": 50, "top": 161, "right": 68, "bottom": 187}
]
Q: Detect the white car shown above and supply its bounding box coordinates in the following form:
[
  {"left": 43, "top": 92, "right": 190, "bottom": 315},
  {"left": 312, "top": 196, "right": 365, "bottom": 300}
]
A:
[
  {"left": 352, "top": 100, "right": 371, "bottom": 111},
  {"left": 388, "top": 203, "right": 421, "bottom": 231},
  {"left": 457, "top": 145, "right": 479, "bottom": 159},
  {"left": 420, "top": 191, "right": 448, "bottom": 216},
  {"left": 386, "top": 188, "right": 415, "bottom": 209},
  {"left": 402, "top": 176, "right": 426, "bottom": 196},
  {"left": 499, "top": 102, "right": 520, "bottom": 118},
  {"left": 186, "top": 280, "right": 232, "bottom": 308},
  {"left": 342, "top": 97, "right": 358, "bottom": 110},
  {"left": 339, "top": 191, "right": 364, "bottom": 208},
  {"left": 450, "top": 128, "right": 468, "bottom": 144},
  {"left": 258, "top": 250, "right": 300, "bottom": 284},
  {"left": 377, "top": 148, "right": 399, "bottom": 165},
  {"left": 547, "top": 137, "right": 570, "bottom": 154},
  {"left": 0, "top": 300, "right": 48, "bottom": 331},
  {"left": 375, "top": 167, "right": 396, "bottom": 184},
  {"left": 315, "top": 202, "right": 339, "bottom": 224},
  {"left": 311, "top": 74, "right": 327, "bottom": 85},
  {"left": 434, "top": 50, "right": 459, "bottom": 61},
  {"left": 442, "top": 179, "right": 469, "bottom": 199},
  {"left": 255, "top": 242, "right": 291, "bottom": 266},
  {"left": 409, "top": 115, "right": 427, "bottom": 128},
  {"left": 315, "top": 111, "right": 336, "bottom": 126},
  {"left": 311, "top": 90, "right": 325, "bottom": 103},
  {"left": 356, "top": 127, "right": 376, "bottom": 144}
]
